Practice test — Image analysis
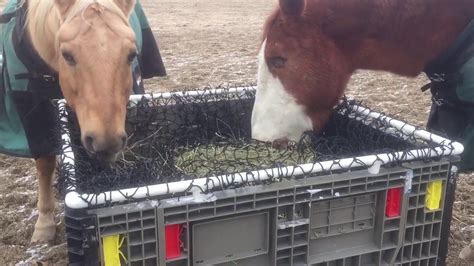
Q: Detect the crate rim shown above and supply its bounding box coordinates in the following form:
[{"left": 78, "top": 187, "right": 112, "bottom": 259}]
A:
[{"left": 57, "top": 86, "right": 464, "bottom": 209}]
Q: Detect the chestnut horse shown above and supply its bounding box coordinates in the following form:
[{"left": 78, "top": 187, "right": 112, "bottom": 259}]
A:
[
  {"left": 8, "top": 0, "right": 139, "bottom": 244},
  {"left": 251, "top": 0, "right": 474, "bottom": 143}
]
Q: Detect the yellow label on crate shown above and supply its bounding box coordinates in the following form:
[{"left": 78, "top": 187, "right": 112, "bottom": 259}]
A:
[
  {"left": 103, "top": 235, "right": 126, "bottom": 266},
  {"left": 425, "top": 180, "right": 443, "bottom": 210}
]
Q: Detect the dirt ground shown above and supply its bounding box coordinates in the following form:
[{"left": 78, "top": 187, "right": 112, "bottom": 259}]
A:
[{"left": 1, "top": 0, "right": 473, "bottom": 265}]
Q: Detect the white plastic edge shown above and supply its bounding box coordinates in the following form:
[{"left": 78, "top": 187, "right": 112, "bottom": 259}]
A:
[
  {"left": 128, "top": 86, "right": 255, "bottom": 103},
  {"left": 63, "top": 88, "right": 464, "bottom": 209},
  {"left": 57, "top": 100, "right": 76, "bottom": 184}
]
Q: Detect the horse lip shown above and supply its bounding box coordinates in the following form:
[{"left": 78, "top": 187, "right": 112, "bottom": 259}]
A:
[
  {"left": 81, "top": 138, "right": 124, "bottom": 161},
  {"left": 82, "top": 148, "right": 119, "bottom": 163},
  {"left": 272, "top": 137, "right": 291, "bottom": 149},
  {"left": 94, "top": 151, "right": 120, "bottom": 163}
]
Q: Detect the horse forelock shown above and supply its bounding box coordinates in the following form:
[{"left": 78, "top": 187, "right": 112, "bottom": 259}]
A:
[
  {"left": 64, "top": 0, "right": 129, "bottom": 25},
  {"left": 27, "top": 0, "right": 129, "bottom": 36},
  {"left": 26, "top": 0, "right": 132, "bottom": 67}
]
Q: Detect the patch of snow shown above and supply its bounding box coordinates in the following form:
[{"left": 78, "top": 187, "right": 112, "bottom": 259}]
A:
[
  {"left": 26, "top": 209, "right": 39, "bottom": 222},
  {"left": 15, "top": 175, "right": 35, "bottom": 184},
  {"left": 5, "top": 191, "right": 36, "bottom": 197},
  {"left": 16, "top": 244, "right": 48, "bottom": 265},
  {"left": 16, "top": 205, "right": 27, "bottom": 213},
  {"left": 462, "top": 225, "right": 474, "bottom": 232}
]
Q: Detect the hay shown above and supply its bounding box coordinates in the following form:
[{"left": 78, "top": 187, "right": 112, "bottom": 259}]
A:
[{"left": 174, "top": 137, "right": 317, "bottom": 178}]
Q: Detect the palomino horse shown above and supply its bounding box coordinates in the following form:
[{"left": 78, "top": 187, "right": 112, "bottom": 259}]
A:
[
  {"left": 251, "top": 0, "right": 474, "bottom": 143},
  {"left": 2, "top": 0, "right": 145, "bottom": 244}
]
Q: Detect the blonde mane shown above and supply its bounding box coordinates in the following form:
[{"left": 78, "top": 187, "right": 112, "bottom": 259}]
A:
[
  {"left": 26, "top": 0, "right": 129, "bottom": 68},
  {"left": 64, "top": 0, "right": 128, "bottom": 23}
]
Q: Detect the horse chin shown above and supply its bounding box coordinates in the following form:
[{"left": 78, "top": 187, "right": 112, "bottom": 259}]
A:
[
  {"left": 96, "top": 152, "right": 120, "bottom": 163},
  {"left": 83, "top": 148, "right": 121, "bottom": 164}
]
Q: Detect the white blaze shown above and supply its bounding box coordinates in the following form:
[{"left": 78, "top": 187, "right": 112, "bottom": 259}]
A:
[{"left": 251, "top": 39, "right": 313, "bottom": 142}]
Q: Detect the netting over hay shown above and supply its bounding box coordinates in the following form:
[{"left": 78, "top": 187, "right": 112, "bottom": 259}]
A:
[{"left": 56, "top": 87, "right": 457, "bottom": 204}]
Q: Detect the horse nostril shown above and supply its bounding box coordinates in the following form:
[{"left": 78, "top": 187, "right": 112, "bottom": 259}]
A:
[
  {"left": 83, "top": 135, "right": 95, "bottom": 152},
  {"left": 272, "top": 137, "right": 290, "bottom": 149},
  {"left": 82, "top": 132, "right": 126, "bottom": 158}
]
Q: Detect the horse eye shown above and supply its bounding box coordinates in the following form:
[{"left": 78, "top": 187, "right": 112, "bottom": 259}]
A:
[
  {"left": 62, "top": 51, "right": 76, "bottom": 66},
  {"left": 127, "top": 51, "right": 138, "bottom": 64},
  {"left": 268, "top": 56, "right": 286, "bottom": 68}
]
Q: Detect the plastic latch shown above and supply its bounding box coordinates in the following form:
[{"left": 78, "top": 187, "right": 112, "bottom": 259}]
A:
[
  {"left": 189, "top": 187, "right": 217, "bottom": 203},
  {"left": 368, "top": 161, "right": 383, "bottom": 174},
  {"left": 386, "top": 187, "right": 402, "bottom": 217},
  {"left": 425, "top": 180, "right": 443, "bottom": 210},
  {"left": 102, "top": 235, "right": 126, "bottom": 266},
  {"left": 165, "top": 224, "right": 182, "bottom": 260},
  {"left": 191, "top": 188, "right": 207, "bottom": 202}
]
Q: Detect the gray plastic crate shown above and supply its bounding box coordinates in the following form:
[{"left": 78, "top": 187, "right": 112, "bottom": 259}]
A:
[
  {"left": 60, "top": 88, "right": 461, "bottom": 266},
  {"left": 66, "top": 159, "right": 457, "bottom": 266}
]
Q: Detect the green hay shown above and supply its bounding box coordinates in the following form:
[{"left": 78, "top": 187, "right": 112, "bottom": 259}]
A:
[{"left": 174, "top": 139, "right": 317, "bottom": 178}]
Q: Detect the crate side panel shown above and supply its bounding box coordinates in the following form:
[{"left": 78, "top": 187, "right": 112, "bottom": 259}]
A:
[{"left": 192, "top": 212, "right": 270, "bottom": 265}]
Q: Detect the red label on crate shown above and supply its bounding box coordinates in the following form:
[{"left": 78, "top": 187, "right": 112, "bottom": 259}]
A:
[
  {"left": 165, "top": 224, "right": 182, "bottom": 259},
  {"left": 386, "top": 187, "right": 402, "bottom": 217}
]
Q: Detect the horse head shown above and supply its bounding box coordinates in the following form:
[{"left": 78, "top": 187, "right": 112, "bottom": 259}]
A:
[
  {"left": 35, "top": 0, "right": 138, "bottom": 162},
  {"left": 251, "top": 0, "right": 352, "bottom": 145},
  {"left": 252, "top": 0, "right": 474, "bottom": 145}
]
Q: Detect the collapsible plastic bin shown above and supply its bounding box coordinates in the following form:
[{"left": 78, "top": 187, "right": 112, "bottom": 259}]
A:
[{"left": 57, "top": 87, "right": 462, "bottom": 266}]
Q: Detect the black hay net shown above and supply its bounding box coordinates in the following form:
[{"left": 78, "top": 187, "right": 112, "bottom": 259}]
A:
[{"left": 56, "top": 87, "right": 455, "bottom": 200}]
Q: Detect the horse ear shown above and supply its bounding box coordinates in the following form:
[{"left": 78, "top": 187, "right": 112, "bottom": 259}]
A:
[
  {"left": 279, "top": 0, "right": 306, "bottom": 16},
  {"left": 113, "top": 0, "right": 136, "bottom": 17},
  {"left": 54, "top": 0, "right": 76, "bottom": 18}
]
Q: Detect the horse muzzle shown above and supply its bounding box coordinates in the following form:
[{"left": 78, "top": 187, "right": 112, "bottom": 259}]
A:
[{"left": 82, "top": 132, "right": 127, "bottom": 162}]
